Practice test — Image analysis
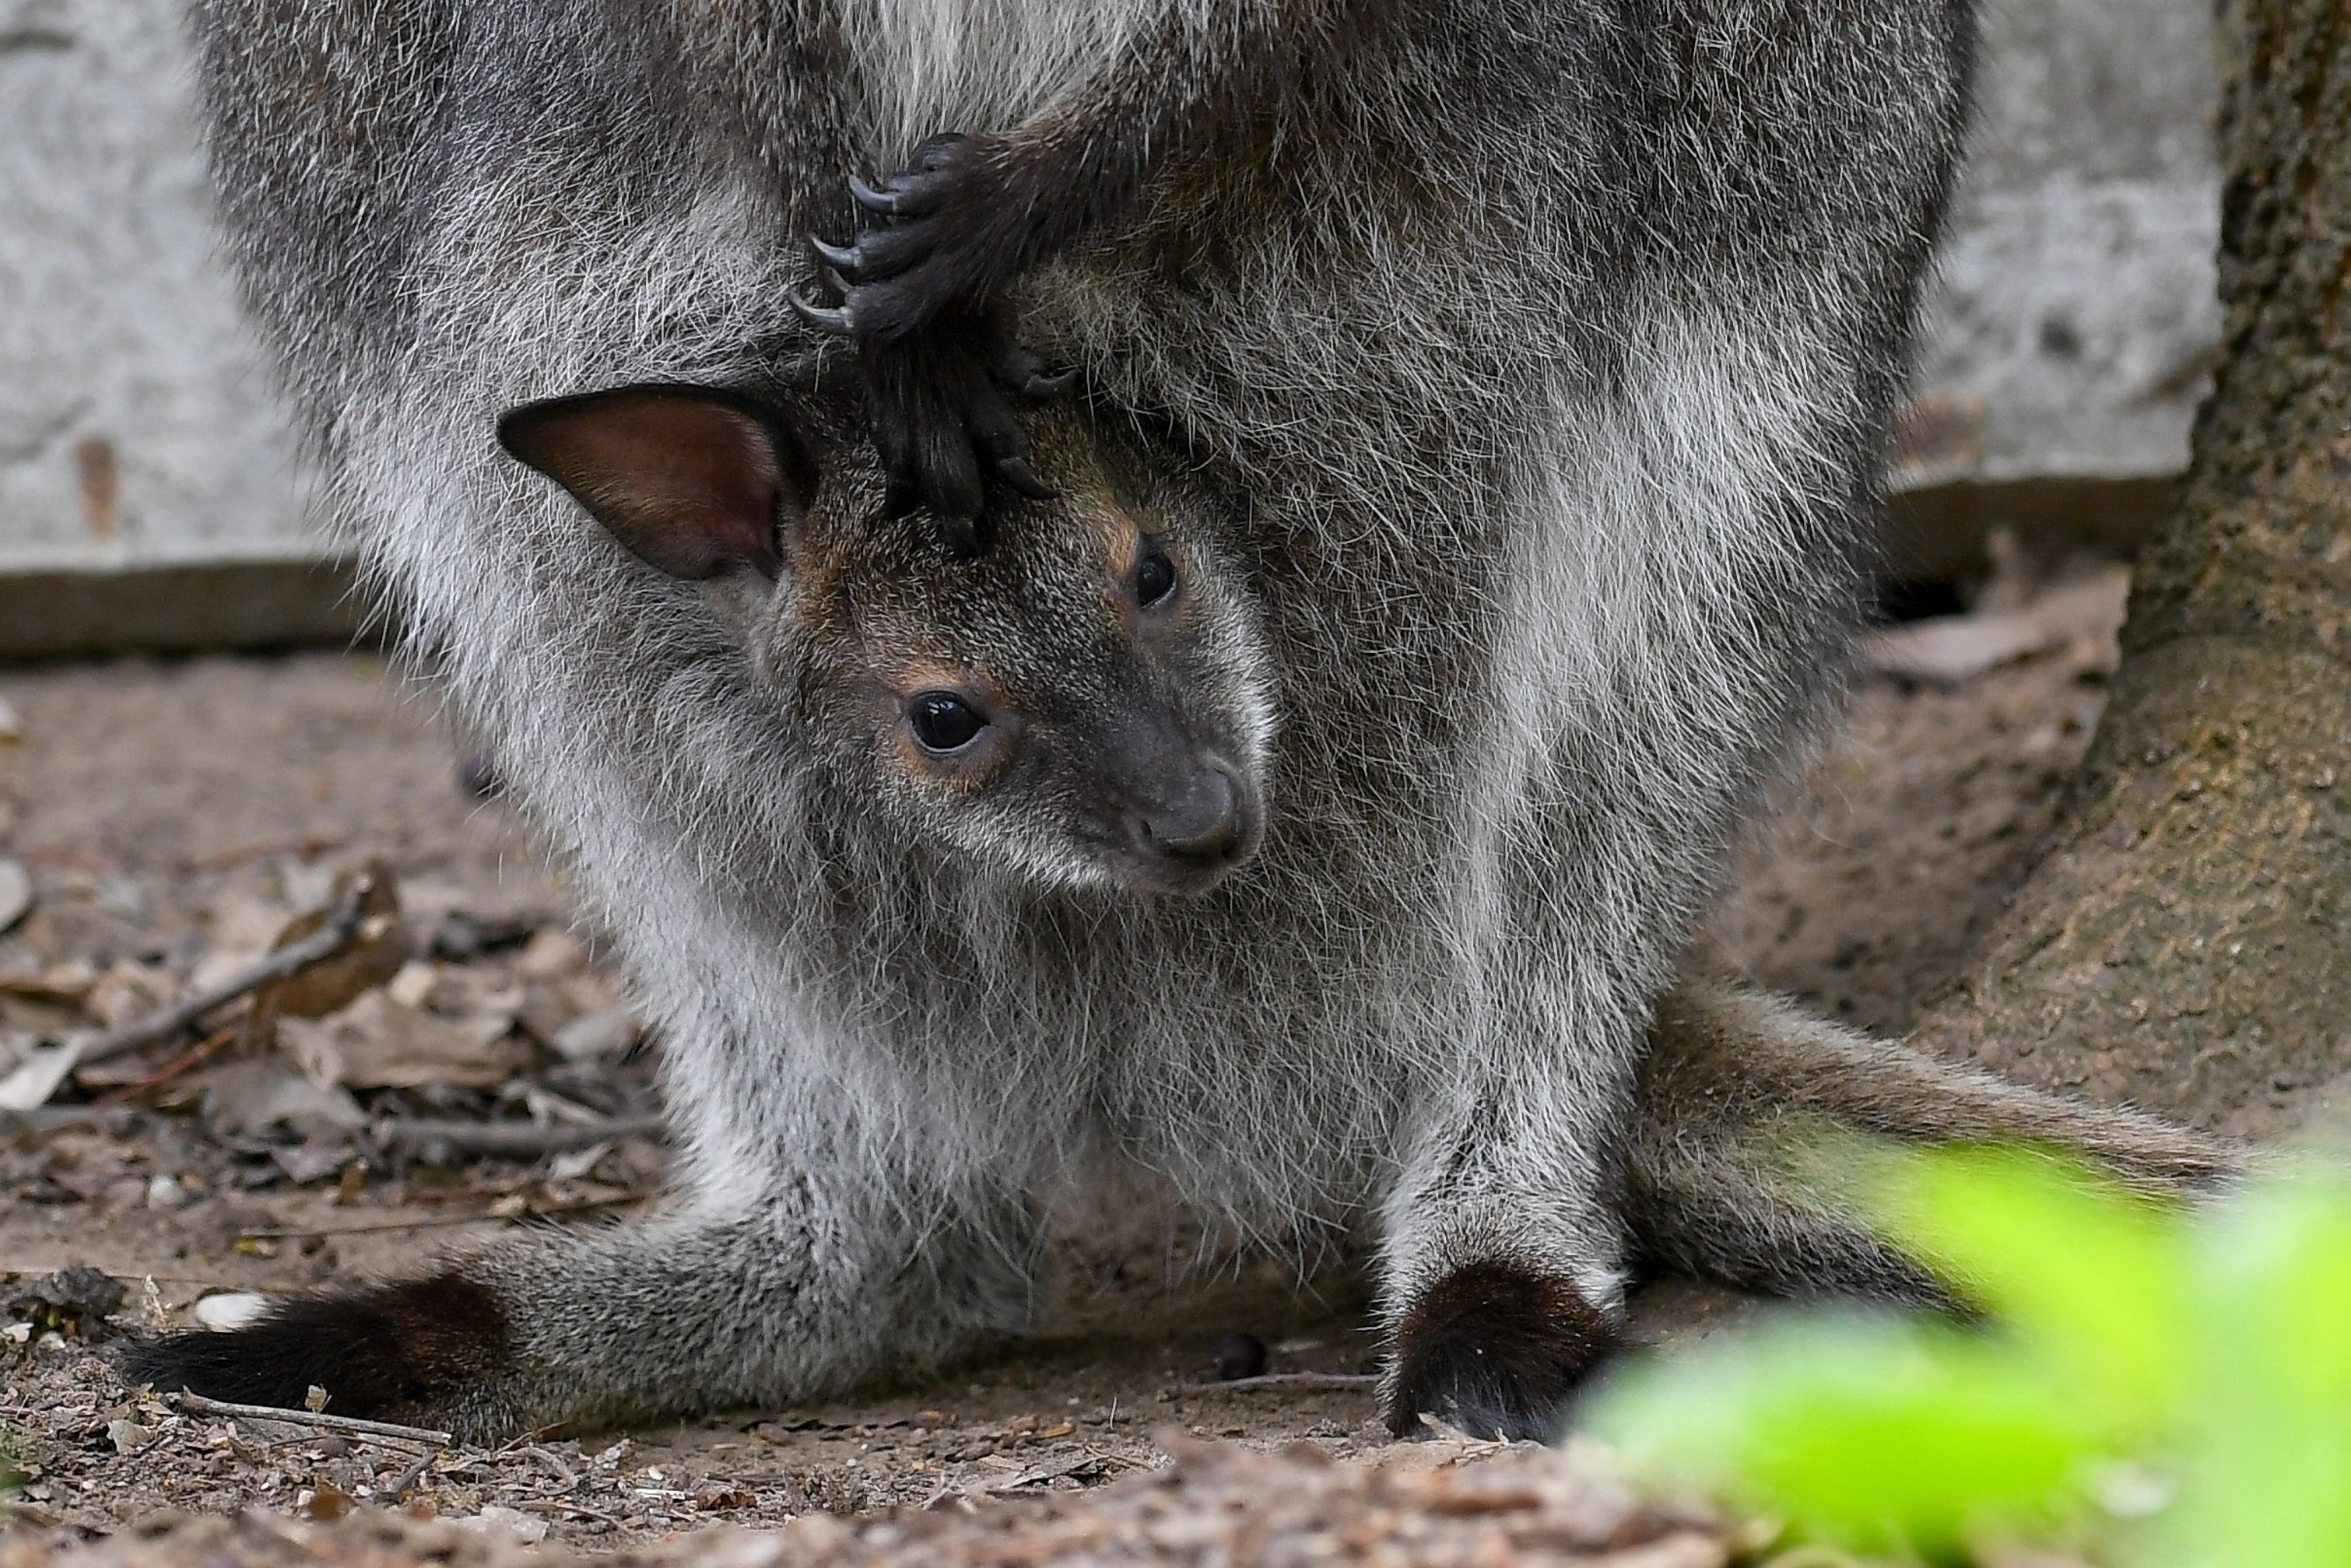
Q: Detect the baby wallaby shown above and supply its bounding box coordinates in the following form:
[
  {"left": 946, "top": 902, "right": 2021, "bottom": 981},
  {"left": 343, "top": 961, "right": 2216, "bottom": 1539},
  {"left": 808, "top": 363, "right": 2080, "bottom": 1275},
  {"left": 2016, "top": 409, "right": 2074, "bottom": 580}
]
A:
[{"left": 124, "top": 387, "right": 2233, "bottom": 1442}]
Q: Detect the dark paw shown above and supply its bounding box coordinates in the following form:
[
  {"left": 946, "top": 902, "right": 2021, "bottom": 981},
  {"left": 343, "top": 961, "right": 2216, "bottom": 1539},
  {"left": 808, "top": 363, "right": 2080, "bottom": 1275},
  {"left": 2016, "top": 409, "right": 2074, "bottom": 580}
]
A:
[
  {"left": 794, "top": 135, "right": 1075, "bottom": 521},
  {"left": 795, "top": 282, "right": 1069, "bottom": 522},
  {"left": 1384, "top": 1261, "right": 1619, "bottom": 1443},
  {"left": 863, "top": 310, "right": 1071, "bottom": 522},
  {"left": 813, "top": 133, "right": 1010, "bottom": 341},
  {"left": 116, "top": 1272, "right": 511, "bottom": 1422}
]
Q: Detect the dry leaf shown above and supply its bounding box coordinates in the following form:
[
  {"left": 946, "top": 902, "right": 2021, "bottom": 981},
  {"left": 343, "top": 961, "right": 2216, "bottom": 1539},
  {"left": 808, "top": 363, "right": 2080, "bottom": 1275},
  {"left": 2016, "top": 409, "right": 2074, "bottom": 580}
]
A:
[
  {"left": 251, "top": 861, "right": 409, "bottom": 1023},
  {"left": 2, "top": 958, "right": 96, "bottom": 1005},
  {"left": 0, "top": 1041, "right": 86, "bottom": 1111},
  {"left": 83, "top": 960, "right": 179, "bottom": 1030},
  {"left": 200, "top": 1057, "right": 366, "bottom": 1137},
  {"left": 279, "top": 989, "right": 526, "bottom": 1089}
]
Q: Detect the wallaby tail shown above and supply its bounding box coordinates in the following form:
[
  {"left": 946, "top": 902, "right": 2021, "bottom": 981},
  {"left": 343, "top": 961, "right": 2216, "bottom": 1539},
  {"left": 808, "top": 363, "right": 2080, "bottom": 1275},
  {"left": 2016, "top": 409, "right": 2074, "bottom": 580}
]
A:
[{"left": 1624, "top": 978, "right": 2243, "bottom": 1303}]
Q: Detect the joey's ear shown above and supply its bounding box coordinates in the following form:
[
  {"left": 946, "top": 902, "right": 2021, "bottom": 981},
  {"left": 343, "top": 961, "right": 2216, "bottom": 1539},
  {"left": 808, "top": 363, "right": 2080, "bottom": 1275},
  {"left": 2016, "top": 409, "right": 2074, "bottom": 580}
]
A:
[{"left": 497, "top": 384, "right": 817, "bottom": 581}]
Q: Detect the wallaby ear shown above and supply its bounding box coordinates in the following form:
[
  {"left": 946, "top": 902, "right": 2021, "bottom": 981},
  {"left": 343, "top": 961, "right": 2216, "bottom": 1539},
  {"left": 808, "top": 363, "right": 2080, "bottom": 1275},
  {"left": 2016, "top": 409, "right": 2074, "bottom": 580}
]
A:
[{"left": 497, "top": 384, "right": 816, "bottom": 581}]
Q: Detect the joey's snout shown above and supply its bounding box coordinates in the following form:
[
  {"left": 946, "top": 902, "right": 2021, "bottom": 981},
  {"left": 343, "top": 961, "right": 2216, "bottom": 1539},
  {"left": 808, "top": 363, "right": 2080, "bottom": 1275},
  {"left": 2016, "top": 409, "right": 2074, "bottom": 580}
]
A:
[{"left": 1125, "top": 759, "right": 1262, "bottom": 893}]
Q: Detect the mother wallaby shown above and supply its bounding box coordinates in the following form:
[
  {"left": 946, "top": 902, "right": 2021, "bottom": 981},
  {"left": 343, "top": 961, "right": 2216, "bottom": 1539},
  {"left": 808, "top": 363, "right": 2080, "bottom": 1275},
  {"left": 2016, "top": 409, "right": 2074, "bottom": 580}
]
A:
[{"left": 128, "top": 0, "right": 2223, "bottom": 1443}]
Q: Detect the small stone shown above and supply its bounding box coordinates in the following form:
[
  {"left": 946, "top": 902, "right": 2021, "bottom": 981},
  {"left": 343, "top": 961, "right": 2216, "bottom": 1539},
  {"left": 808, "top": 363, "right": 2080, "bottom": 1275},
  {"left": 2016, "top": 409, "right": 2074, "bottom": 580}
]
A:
[
  {"left": 0, "top": 858, "right": 31, "bottom": 935},
  {"left": 455, "top": 1505, "right": 549, "bottom": 1544},
  {"left": 514, "top": 928, "right": 588, "bottom": 979},
  {"left": 145, "top": 1173, "right": 190, "bottom": 1210},
  {"left": 386, "top": 959, "right": 438, "bottom": 1009},
  {"left": 0, "top": 696, "right": 22, "bottom": 742},
  {"left": 553, "top": 1004, "right": 642, "bottom": 1063},
  {"left": 192, "top": 1291, "right": 271, "bottom": 1331}
]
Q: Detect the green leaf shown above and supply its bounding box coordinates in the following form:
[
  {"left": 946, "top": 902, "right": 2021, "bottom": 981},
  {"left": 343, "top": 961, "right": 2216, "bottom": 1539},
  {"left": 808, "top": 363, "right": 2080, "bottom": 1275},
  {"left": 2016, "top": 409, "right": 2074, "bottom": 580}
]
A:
[
  {"left": 1587, "top": 1311, "right": 2101, "bottom": 1558},
  {"left": 2149, "top": 1169, "right": 2351, "bottom": 1568},
  {"left": 1866, "top": 1143, "right": 2193, "bottom": 1440}
]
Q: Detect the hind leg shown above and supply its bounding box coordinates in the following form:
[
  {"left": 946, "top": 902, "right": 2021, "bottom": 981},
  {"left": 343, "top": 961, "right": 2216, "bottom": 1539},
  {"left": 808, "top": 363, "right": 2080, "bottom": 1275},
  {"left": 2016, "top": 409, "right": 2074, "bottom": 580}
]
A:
[
  {"left": 120, "top": 1144, "right": 1039, "bottom": 1442},
  {"left": 1377, "top": 995, "right": 1640, "bottom": 1443}
]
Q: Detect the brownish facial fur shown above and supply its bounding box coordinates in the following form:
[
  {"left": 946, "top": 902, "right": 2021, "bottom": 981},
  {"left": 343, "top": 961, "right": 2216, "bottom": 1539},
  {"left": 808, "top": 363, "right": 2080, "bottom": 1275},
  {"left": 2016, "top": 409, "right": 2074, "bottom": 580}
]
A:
[{"left": 739, "top": 407, "right": 1268, "bottom": 893}]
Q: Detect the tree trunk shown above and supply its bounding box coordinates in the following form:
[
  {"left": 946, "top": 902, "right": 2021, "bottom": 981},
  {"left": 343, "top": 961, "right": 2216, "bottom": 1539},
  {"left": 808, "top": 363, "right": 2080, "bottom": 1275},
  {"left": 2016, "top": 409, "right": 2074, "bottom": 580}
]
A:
[{"left": 1910, "top": 0, "right": 2351, "bottom": 1133}]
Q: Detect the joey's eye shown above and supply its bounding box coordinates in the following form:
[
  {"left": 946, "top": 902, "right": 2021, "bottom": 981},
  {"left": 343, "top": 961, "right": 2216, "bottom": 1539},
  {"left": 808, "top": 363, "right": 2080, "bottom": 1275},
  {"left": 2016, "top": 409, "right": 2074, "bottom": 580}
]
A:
[
  {"left": 908, "top": 691, "right": 988, "bottom": 753},
  {"left": 1135, "top": 545, "right": 1177, "bottom": 608}
]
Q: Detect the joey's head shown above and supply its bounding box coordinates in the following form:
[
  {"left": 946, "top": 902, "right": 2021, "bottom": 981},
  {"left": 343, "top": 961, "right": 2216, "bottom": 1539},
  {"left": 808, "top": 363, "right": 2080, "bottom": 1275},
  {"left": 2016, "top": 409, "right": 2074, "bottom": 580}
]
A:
[{"left": 497, "top": 384, "right": 1274, "bottom": 896}]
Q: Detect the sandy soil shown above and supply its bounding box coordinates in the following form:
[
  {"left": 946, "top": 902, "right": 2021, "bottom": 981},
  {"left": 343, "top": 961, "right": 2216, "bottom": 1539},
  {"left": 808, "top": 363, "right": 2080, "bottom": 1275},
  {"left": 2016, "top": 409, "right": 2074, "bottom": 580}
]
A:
[{"left": 0, "top": 563, "right": 2129, "bottom": 1559}]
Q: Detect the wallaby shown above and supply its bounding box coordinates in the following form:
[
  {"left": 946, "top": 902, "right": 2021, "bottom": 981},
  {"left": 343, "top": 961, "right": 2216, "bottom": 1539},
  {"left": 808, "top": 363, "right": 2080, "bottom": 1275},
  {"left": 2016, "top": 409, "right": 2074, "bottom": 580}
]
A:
[
  {"left": 123, "top": 388, "right": 2231, "bottom": 1440},
  {"left": 124, "top": 0, "right": 2227, "bottom": 1443}
]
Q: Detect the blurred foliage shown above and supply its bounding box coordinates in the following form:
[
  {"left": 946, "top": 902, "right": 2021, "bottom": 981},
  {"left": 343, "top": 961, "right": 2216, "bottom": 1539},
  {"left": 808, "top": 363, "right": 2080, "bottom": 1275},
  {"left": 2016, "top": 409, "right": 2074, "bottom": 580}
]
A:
[{"left": 1587, "top": 1142, "right": 2351, "bottom": 1566}]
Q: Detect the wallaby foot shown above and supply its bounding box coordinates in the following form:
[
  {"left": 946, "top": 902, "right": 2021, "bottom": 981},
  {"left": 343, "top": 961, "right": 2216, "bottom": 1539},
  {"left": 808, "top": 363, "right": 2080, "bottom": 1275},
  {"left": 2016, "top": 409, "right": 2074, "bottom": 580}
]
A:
[
  {"left": 118, "top": 1269, "right": 511, "bottom": 1429},
  {"left": 1384, "top": 1261, "right": 1619, "bottom": 1441},
  {"left": 118, "top": 1185, "right": 1039, "bottom": 1442}
]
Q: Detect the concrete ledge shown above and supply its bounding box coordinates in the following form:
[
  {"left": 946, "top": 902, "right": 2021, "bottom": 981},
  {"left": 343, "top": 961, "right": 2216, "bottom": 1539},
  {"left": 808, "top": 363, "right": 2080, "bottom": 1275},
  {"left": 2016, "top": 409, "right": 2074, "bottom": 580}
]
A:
[
  {"left": 0, "top": 558, "right": 373, "bottom": 662},
  {"left": 0, "top": 472, "right": 2181, "bottom": 662},
  {"left": 1888, "top": 472, "right": 2177, "bottom": 583}
]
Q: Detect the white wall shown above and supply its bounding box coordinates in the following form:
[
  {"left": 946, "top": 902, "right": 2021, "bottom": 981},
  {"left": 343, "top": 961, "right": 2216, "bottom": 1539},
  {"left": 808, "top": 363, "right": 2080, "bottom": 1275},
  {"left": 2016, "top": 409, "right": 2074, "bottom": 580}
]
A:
[
  {"left": 0, "top": 0, "right": 2224, "bottom": 598},
  {"left": 0, "top": 0, "right": 312, "bottom": 577},
  {"left": 1914, "top": 0, "right": 2225, "bottom": 486}
]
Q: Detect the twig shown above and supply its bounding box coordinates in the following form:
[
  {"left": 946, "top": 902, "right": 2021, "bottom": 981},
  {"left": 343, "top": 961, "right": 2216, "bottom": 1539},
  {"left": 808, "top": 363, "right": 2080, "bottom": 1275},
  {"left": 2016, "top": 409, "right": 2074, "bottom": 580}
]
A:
[
  {"left": 381, "top": 1114, "right": 665, "bottom": 1158},
  {"left": 514, "top": 1498, "right": 626, "bottom": 1526},
  {"left": 241, "top": 1192, "right": 649, "bottom": 1239},
  {"left": 79, "top": 886, "right": 373, "bottom": 1066},
  {"left": 170, "top": 1391, "right": 452, "bottom": 1447},
  {"left": 514, "top": 1443, "right": 578, "bottom": 1488},
  {"left": 93, "top": 1025, "right": 238, "bottom": 1107},
  {"left": 381, "top": 1449, "right": 439, "bottom": 1500},
  {"left": 1174, "top": 1372, "right": 1381, "bottom": 1394},
  {"left": 968, "top": 1450, "right": 1124, "bottom": 1495}
]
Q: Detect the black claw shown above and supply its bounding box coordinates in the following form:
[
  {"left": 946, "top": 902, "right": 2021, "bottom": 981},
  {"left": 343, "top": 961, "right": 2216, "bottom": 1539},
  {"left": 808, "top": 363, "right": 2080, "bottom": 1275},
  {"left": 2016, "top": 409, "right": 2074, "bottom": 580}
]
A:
[
  {"left": 848, "top": 174, "right": 900, "bottom": 216},
  {"left": 995, "top": 457, "right": 1056, "bottom": 500},
  {"left": 788, "top": 289, "right": 855, "bottom": 336},
  {"left": 809, "top": 237, "right": 863, "bottom": 277}
]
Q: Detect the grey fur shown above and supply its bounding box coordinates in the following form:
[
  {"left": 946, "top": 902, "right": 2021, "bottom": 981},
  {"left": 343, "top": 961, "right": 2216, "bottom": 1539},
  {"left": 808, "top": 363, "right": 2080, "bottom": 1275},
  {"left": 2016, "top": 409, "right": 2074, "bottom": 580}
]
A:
[
  {"left": 1629, "top": 980, "right": 2237, "bottom": 1304},
  {"left": 155, "top": 0, "right": 2222, "bottom": 1442}
]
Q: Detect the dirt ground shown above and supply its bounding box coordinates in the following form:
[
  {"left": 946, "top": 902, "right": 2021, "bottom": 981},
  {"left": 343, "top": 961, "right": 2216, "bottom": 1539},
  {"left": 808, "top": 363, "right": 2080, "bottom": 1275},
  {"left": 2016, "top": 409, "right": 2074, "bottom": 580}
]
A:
[{"left": 0, "top": 557, "right": 2133, "bottom": 1561}]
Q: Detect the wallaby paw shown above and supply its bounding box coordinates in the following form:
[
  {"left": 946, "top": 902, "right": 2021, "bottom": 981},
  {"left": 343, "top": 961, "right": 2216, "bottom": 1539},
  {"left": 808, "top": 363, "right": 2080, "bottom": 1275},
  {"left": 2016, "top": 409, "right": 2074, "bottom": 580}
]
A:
[
  {"left": 1383, "top": 1261, "right": 1619, "bottom": 1443},
  {"left": 115, "top": 1272, "right": 513, "bottom": 1433},
  {"left": 819, "top": 132, "right": 1002, "bottom": 339},
  {"left": 797, "top": 135, "right": 1074, "bottom": 521},
  {"left": 846, "top": 307, "right": 1067, "bottom": 525}
]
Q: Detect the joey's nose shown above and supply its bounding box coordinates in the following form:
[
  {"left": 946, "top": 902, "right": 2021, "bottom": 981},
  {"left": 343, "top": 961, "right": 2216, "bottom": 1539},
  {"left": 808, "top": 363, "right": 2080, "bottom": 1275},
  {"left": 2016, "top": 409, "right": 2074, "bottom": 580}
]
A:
[{"left": 1141, "top": 766, "right": 1244, "bottom": 859}]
